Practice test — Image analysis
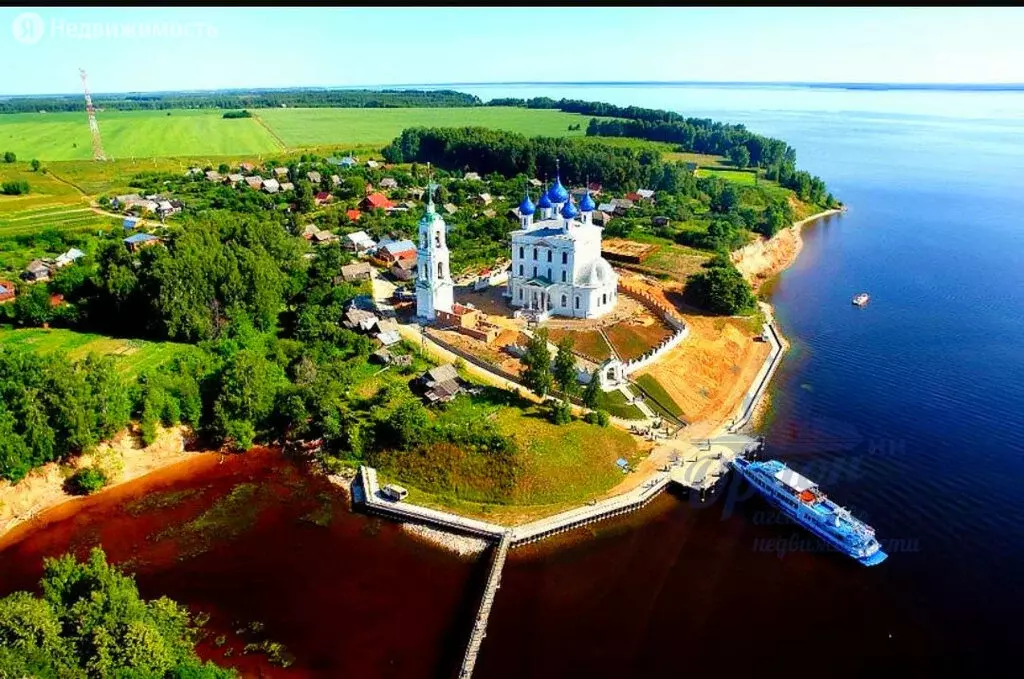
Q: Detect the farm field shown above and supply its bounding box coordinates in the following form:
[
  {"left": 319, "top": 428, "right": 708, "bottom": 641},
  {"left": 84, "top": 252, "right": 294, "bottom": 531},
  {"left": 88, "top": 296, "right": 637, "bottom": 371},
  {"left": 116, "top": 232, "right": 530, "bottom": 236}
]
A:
[
  {"left": 0, "top": 327, "right": 198, "bottom": 377},
  {"left": 697, "top": 167, "right": 760, "bottom": 185},
  {"left": 0, "top": 110, "right": 282, "bottom": 161},
  {"left": 255, "top": 106, "right": 590, "bottom": 147}
]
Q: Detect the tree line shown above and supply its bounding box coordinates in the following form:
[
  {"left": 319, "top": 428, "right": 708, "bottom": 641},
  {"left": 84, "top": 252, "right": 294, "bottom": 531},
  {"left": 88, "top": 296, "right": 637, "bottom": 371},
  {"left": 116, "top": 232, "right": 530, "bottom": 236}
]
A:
[{"left": 0, "top": 89, "right": 481, "bottom": 114}]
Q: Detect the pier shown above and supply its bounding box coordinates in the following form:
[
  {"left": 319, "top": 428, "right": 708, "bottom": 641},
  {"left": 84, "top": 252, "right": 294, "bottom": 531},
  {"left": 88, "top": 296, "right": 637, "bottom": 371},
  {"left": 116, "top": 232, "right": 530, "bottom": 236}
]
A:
[{"left": 458, "top": 531, "right": 511, "bottom": 679}]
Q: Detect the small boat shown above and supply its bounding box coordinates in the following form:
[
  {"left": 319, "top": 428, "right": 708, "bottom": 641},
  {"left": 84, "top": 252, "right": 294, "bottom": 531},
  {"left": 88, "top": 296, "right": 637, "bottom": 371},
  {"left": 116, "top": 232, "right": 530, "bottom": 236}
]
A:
[
  {"left": 731, "top": 457, "right": 887, "bottom": 566},
  {"left": 852, "top": 293, "right": 870, "bottom": 307}
]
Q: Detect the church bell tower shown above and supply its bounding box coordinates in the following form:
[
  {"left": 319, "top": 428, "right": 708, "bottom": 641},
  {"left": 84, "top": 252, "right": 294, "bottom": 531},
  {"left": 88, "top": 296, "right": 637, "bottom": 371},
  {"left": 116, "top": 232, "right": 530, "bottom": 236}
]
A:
[{"left": 415, "top": 179, "right": 454, "bottom": 321}]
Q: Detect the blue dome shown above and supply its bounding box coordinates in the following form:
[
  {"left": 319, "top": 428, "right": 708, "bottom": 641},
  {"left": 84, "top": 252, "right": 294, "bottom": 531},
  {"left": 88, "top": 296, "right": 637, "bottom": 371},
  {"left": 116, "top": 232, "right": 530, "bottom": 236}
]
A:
[
  {"left": 560, "top": 197, "right": 579, "bottom": 220},
  {"left": 548, "top": 176, "right": 569, "bottom": 204},
  {"left": 519, "top": 193, "right": 536, "bottom": 216},
  {"left": 580, "top": 190, "right": 596, "bottom": 212},
  {"left": 537, "top": 189, "right": 552, "bottom": 209}
]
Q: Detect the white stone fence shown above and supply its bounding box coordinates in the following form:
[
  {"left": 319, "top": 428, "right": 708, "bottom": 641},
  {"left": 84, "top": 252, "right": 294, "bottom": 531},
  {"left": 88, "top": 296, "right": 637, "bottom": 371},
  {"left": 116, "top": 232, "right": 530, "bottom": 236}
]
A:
[{"left": 617, "top": 282, "right": 690, "bottom": 376}]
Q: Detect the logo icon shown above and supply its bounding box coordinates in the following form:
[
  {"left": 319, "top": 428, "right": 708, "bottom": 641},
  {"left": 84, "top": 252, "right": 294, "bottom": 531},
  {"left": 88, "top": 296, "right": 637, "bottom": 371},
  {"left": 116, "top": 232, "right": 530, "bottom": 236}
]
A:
[{"left": 12, "top": 12, "right": 45, "bottom": 45}]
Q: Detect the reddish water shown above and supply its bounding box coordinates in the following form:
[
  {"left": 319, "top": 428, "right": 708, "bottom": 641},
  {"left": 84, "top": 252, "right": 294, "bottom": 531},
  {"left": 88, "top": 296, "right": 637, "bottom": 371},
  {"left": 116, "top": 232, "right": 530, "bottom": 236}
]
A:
[{"left": 0, "top": 449, "right": 485, "bottom": 678}]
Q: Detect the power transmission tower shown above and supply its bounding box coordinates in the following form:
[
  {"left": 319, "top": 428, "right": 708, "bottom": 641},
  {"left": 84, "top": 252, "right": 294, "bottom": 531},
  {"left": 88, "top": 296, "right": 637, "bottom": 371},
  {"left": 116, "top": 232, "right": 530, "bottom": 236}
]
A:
[{"left": 79, "top": 68, "right": 107, "bottom": 161}]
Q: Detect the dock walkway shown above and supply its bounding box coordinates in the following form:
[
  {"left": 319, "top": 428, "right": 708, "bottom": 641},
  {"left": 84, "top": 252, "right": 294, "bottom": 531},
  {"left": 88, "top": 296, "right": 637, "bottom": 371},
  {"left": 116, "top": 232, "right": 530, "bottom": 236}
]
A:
[{"left": 458, "top": 531, "right": 511, "bottom": 679}]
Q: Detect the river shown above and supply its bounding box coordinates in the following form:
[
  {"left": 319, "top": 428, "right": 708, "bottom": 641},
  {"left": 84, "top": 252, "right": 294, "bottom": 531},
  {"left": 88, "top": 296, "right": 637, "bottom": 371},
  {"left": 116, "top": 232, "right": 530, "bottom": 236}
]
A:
[{"left": 2, "top": 84, "right": 1023, "bottom": 676}]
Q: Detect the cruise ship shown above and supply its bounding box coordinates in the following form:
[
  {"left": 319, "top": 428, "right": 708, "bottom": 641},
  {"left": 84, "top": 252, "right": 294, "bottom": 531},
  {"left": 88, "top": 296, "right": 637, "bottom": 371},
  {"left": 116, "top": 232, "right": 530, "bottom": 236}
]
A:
[{"left": 731, "top": 457, "right": 888, "bottom": 566}]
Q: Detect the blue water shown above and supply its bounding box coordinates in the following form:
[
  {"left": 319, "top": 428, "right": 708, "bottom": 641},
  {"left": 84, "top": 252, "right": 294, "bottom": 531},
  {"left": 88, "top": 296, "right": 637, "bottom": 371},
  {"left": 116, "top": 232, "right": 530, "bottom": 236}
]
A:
[{"left": 464, "top": 84, "right": 1024, "bottom": 676}]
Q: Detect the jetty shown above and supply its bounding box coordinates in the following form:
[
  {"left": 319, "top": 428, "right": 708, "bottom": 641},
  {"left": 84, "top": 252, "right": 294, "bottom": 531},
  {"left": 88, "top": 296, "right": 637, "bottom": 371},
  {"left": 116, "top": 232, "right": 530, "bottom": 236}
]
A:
[{"left": 458, "top": 531, "right": 511, "bottom": 679}]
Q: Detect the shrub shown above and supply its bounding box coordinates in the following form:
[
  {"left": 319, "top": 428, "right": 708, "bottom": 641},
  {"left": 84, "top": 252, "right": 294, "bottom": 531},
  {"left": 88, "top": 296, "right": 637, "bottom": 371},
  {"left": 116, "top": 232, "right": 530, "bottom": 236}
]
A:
[
  {"left": 1, "top": 180, "right": 29, "bottom": 195},
  {"left": 2, "top": 151, "right": 15, "bottom": 163},
  {"left": 67, "top": 466, "right": 108, "bottom": 495},
  {"left": 548, "top": 399, "right": 573, "bottom": 425},
  {"left": 585, "top": 409, "right": 610, "bottom": 427}
]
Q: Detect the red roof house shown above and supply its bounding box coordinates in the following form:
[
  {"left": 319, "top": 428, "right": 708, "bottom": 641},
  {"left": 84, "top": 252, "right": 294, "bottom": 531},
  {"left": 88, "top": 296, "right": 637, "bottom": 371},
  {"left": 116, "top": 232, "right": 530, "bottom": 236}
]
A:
[
  {"left": 360, "top": 193, "right": 394, "bottom": 212},
  {"left": 315, "top": 192, "right": 333, "bottom": 206},
  {"left": 346, "top": 209, "right": 362, "bottom": 221}
]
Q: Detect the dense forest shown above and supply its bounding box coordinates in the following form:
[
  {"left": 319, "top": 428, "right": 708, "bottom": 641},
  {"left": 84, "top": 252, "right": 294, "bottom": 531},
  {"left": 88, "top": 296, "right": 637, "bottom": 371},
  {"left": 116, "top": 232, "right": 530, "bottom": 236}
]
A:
[{"left": 0, "top": 89, "right": 481, "bottom": 114}]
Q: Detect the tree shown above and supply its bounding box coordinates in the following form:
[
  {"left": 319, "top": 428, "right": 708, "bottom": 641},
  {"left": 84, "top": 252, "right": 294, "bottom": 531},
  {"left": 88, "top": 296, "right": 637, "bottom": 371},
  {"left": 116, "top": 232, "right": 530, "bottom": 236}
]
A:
[
  {"left": 2, "top": 151, "right": 15, "bottom": 163},
  {"left": 30, "top": 158, "right": 41, "bottom": 172},
  {"left": 66, "top": 466, "right": 108, "bottom": 495},
  {"left": 582, "top": 368, "right": 601, "bottom": 409},
  {"left": 217, "top": 163, "right": 230, "bottom": 174},
  {"left": 552, "top": 336, "right": 579, "bottom": 397},
  {"left": 0, "top": 548, "right": 236, "bottom": 677},
  {"left": 728, "top": 145, "right": 751, "bottom": 169},
  {"left": 520, "top": 328, "right": 552, "bottom": 397},
  {"left": 294, "top": 180, "right": 314, "bottom": 213},
  {"left": 12, "top": 284, "right": 54, "bottom": 327},
  {"left": 685, "top": 262, "right": 756, "bottom": 315}
]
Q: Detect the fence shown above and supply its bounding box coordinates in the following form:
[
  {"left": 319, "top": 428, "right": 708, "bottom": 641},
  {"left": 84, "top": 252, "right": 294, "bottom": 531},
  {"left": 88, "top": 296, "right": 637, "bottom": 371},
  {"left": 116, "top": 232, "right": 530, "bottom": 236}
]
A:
[{"left": 616, "top": 282, "right": 690, "bottom": 375}]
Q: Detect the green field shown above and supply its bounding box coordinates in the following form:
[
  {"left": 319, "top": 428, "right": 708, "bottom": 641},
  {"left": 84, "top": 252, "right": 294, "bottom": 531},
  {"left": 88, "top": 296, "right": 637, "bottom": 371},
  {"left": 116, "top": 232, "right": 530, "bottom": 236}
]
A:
[
  {"left": 253, "top": 106, "right": 590, "bottom": 147},
  {"left": 697, "top": 167, "right": 760, "bottom": 185},
  {"left": 594, "top": 388, "right": 646, "bottom": 420},
  {"left": 0, "top": 327, "right": 198, "bottom": 376},
  {"left": 0, "top": 110, "right": 283, "bottom": 161}
]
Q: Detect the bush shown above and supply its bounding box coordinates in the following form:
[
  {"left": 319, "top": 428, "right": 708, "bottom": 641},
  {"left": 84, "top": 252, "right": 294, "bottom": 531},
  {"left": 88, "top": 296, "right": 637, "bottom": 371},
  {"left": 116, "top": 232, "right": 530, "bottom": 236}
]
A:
[
  {"left": 2, "top": 151, "right": 15, "bottom": 163},
  {"left": 548, "top": 399, "right": 573, "bottom": 425},
  {"left": 66, "top": 466, "right": 108, "bottom": 495},
  {"left": 585, "top": 409, "right": 611, "bottom": 427},
  {"left": 1, "top": 180, "right": 29, "bottom": 195}
]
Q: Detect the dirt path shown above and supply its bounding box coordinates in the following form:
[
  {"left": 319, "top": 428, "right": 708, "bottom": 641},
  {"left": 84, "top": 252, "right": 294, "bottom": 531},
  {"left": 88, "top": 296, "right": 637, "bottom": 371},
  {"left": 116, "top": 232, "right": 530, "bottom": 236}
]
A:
[{"left": 249, "top": 111, "right": 289, "bottom": 151}]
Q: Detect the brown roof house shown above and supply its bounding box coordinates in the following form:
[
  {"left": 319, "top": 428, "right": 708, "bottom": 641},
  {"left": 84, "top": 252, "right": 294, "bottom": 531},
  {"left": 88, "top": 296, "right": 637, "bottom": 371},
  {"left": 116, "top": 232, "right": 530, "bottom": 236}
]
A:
[
  {"left": 416, "top": 364, "right": 464, "bottom": 405},
  {"left": 338, "top": 261, "right": 373, "bottom": 283}
]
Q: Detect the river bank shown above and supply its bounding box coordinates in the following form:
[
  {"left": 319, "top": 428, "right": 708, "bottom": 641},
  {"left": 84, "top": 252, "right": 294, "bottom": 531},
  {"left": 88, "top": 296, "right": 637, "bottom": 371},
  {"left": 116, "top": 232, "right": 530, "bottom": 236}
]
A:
[
  {"left": 0, "top": 425, "right": 221, "bottom": 545},
  {"left": 731, "top": 208, "right": 844, "bottom": 291}
]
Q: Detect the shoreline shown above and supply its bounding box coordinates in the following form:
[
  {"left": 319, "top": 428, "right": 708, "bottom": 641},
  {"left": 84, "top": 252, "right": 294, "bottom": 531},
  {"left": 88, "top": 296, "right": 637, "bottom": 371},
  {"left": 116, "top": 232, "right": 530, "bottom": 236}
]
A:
[{"left": 731, "top": 207, "right": 843, "bottom": 292}]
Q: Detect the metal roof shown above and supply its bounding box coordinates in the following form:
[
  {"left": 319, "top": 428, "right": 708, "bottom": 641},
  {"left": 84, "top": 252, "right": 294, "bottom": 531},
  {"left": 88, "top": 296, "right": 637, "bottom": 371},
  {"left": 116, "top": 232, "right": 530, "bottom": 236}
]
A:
[{"left": 775, "top": 468, "right": 817, "bottom": 493}]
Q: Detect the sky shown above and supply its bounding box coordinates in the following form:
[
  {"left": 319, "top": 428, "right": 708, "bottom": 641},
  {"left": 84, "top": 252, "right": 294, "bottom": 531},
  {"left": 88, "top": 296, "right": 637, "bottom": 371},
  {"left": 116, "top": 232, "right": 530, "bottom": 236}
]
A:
[{"left": 2, "top": 7, "right": 1024, "bottom": 95}]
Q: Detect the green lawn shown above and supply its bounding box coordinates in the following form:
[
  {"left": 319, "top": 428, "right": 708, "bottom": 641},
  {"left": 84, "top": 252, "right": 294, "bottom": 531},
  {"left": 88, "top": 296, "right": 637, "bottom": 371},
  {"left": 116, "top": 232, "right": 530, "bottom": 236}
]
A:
[
  {"left": 255, "top": 106, "right": 590, "bottom": 147},
  {"left": 604, "top": 321, "right": 673, "bottom": 363},
  {"left": 0, "top": 327, "right": 198, "bottom": 377},
  {"left": 594, "top": 388, "right": 646, "bottom": 421},
  {"left": 546, "top": 327, "right": 613, "bottom": 362},
  {"left": 633, "top": 373, "right": 685, "bottom": 419},
  {"left": 0, "top": 110, "right": 283, "bottom": 161},
  {"left": 697, "top": 167, "right": 760, "bottom": 185}
]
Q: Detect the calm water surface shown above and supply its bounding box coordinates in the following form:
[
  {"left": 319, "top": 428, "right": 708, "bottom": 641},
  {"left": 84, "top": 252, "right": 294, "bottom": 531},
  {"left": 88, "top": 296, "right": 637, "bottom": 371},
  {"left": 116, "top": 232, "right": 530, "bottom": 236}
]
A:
[{"left": 3, "top": 84, "right": 1023, "bottom": 676}]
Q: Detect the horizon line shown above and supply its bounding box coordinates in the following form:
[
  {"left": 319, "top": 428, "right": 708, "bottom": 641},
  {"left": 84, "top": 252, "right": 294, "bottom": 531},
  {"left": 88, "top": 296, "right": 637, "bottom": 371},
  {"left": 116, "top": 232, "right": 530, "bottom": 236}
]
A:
[{"left": 4, "top": 79, "right": 1024, "bottom": 98}]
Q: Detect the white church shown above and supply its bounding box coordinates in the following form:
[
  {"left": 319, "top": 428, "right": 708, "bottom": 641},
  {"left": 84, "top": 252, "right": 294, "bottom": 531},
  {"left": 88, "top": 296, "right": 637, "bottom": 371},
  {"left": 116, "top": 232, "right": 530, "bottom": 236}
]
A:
[
  {"left": 505, "top": 172, "right": 618, "bottom": 320},
  {"left": 415, "top": 169, "right": 618, "bottom": 323}
]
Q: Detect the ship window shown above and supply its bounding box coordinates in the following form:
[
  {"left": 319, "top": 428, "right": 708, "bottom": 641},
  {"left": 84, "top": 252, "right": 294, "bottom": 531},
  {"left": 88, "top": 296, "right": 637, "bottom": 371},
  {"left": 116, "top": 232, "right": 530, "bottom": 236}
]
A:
[{"left": 562, "top": 252, "right": 568, "bottom": 264}]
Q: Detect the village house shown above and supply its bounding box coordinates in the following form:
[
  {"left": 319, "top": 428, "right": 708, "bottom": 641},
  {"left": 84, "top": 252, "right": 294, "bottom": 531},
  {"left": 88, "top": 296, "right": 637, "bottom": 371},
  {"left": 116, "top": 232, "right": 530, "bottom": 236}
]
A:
[
  {"left": 331, "top": 174, "right": 341, "bottom": 187},
  {"left": 244, "top": 176, "right": 264, "bottom": 190},
  {"left": 123, "top": 233, "right": 160, "bottom": 253},
  {"left": 54, "top": 248, "right": 85, "bottom": 269},
  {"left": 0, "top": 280, "right": 16, "bottom": 304},
  {"left": 360, "top": 192, "right": 393, "bottom": 212},
  {"left": 338, "top": 261, "right": 373, "bottom": 283},
  {"left": 635, "top": 188, "right": 656, "bottom": 202},
  {"left": 390, "top": 257, "right": 417, "bottom": 281},
  {"left": 443, "top": 203, "right": 458, "bottom": 215},
  {"left": 482, "top": 208, "right": 497, "bottom": 219},
  {"left": 375, "top": 318, "right": 402, "bottom": 347},
  {"left": 365, "top": 159, "right": 380, "bottom": 169},
  {"left": 463, "top": 172, "right": 482, "bottom": 182},
  {"left": 407, "top": 187, "right": 425, "bottom": 200},
  {"left": 345, "top": 208, "right": 362, "bottom": 222},
  {"left": 112, "top": 193, "right": 142, "bottom": 210},
  {"left": 226, "top": 173, "right": 244, "bottom": 185},
  {"left": 122, "top": 216, "right": 139, "bottom": 231},
  {"left": 280, "top": 182, "right": 295, "bottom": 192},
  {"left": 239, "top": 162, "right": 256, "bottom": 173},
  {"left": 528, "top": 178, "right": 543, "bottom": 188},
  {"left": 301, "top": 224, "right": 339, "bottom": 244},
  {"left": 474, "top": 193, "right": 493, "bottom": 206},
  {"left": 592, "top": 210, "right": 613, "bottom": 227},
  {"left": 307, "top": 171, "right": 322, "bottom": 185},
  {"left": 338, "top": 156, "right": 357, "bottom": 168},
  {"left": 415, "top": 364, "right": 464, "bottom": 405},
  {"left": 343, "top": 230, "right": 376, "bottom": 252},
  {"left": 342, "top": 305, "right": 379, "bottom": 332},
  {"left": 262, "top": 179, "right": 281, "bottom": 194},
  {"left": 379, "top": 177, "right": 399, "bottom": 190},
  {"left": 22, "top": 259, "right": 51, "bottom": 282},
  {"left": 204, "top": 170, "right": 222, "bottom": 182},
  {"left": 273, "top": 167, "right": 289, "bottom": 178},
  {"left": 375, "top": 238, "right": 417, "bottom": 264},
  {"left": 314, "top": 191, "right": 333, "bottom": 206}
]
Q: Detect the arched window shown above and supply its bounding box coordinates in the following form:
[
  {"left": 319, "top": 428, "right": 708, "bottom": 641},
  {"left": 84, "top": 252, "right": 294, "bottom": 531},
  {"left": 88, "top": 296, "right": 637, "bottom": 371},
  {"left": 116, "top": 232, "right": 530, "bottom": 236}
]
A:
[
  {"left": 561, "top": 271, "right": 567, "bottom": 282},
  {"left": 575, "top": 297, "right": 580, "bottom": 309},
  {"left": 519, "top": 246, "right": 524, "bottom": 259},
  {"left": 547, "top": 250, "right": 552, "bottom": 262},
  {"left": 533, "top": 266, "right": 537, "bottom": 278},
  {"left": 519, "top": 264, "right": 524, "bottom": 276},
  {"left": 519, "top": 289, "right": 523, "bottom": 300},
  {"left": 561, "top": 294, "right": 567, "bottom": 307},
  {"left": 562, "top": 252, "right": 568, "bottom": 264},
  {"left": 547, "top": 268, "right": 551, "bottom": 281},
  {"left": 438, "top": 262, "right": 444, "bottom": 278},
  {"left": 435, "top": 232, "right": 441, "bottom": 247},
  {"left": 533, "top": 248, "right": 538, "bottom": 260}
]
